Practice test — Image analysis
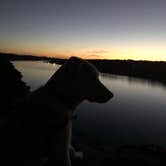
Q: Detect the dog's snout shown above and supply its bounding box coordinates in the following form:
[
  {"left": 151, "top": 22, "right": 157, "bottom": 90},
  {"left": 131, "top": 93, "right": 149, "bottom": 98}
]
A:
[
  {"left": 99, "top": 81, "right": 113, "bottom": 99},
  {"left": 106, "top": 90, "right": 114, "bottom": 101},
  {"left": 88, "top": 81, "right": 114, "bottom": 103},
  {"left": 98, "top": 87, "right": 113, "bottom": 103}
]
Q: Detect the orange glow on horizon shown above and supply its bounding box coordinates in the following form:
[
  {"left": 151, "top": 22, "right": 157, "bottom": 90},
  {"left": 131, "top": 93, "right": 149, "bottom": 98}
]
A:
[{"left": 1, "top": 44, "right": 166, "bottom": 61}]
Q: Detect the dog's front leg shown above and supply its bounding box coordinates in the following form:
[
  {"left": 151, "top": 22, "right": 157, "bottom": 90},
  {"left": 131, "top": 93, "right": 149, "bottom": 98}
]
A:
[
  {"left": 49, "top": 123, "right": 72, "bottom": 166},
  {"left": 68, "top": 121, "right": 83, "bottom": 161},
  {"left": 69, "top": 145, "right": 83, "bottom": 160}
]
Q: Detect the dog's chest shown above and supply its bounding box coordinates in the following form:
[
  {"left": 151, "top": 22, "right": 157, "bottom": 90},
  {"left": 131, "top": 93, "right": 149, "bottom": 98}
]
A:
[{"left": 46, "top": 102, "right": 70, "bottom": 129}]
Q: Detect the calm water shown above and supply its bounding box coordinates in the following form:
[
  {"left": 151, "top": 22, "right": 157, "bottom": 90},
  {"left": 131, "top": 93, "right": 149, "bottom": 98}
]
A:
[{"left": 13, "top": 61, "right": 166, "bottom": 148}]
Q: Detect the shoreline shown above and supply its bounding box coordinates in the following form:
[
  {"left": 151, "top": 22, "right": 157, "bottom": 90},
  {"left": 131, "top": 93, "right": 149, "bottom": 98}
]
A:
[{"left": 1, "top": 52, "right": 166, "bottom": 85}]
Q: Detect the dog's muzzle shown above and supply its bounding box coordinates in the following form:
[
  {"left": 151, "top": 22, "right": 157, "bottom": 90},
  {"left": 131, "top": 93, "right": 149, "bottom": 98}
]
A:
[{"left": 88, "top": 82, "right": 114, "bottom": 103}]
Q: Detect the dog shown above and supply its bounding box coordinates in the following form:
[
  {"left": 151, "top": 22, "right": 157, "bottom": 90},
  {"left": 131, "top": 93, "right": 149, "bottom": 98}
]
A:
[{"left": 2, "top": 57, "right": 113, "bottom": 166}]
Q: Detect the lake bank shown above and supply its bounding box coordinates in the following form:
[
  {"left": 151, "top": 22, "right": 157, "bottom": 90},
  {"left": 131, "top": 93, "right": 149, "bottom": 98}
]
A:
[
  {"left": 48, "top": 59, "right": 166, "bottom": 86},
  {"left": 0, "top": 56, "right": 30, "bottom": 116},
  {"left": 1, "top": 52, "right": 166, "bottom": 85}
]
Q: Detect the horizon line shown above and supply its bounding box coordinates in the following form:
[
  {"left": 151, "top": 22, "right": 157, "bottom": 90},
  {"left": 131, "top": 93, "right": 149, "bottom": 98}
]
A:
[{"left": 0, "top": 51, "right": 166, "bottom": 63}]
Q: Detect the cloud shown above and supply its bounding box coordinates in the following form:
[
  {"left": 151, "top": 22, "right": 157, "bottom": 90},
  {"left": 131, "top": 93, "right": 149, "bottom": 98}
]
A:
[
  {"left": 82, "top": 54, "right": 102, "bottom": 59},
  {"left": 87, "top": 50, "right": 109, "bottom": 54}
]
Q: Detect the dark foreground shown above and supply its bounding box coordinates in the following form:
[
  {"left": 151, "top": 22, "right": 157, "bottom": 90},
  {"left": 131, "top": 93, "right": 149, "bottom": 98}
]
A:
[
  {"left": 72, "top": 136, "right": 166, "bottom": 166},
  {"left": 1, "top": 55, "right": 166, "bottom": 165}
]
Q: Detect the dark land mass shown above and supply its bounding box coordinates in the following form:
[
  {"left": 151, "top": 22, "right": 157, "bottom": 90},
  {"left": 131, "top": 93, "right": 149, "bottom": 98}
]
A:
[
  {"left": 49, "top": 58, "right": 166, "bottom": 85},
  {"left": 1, "top": 54, "right": 166, "bottom": 165},
  {"left": 0, "top": 55, "right": 30, "bottom": 117},
  {"left": 0, "top": 52, "right": 64, "bottom": 63},
  {"left": 1, "top": 52, "right": 166, "bottom": 85}
]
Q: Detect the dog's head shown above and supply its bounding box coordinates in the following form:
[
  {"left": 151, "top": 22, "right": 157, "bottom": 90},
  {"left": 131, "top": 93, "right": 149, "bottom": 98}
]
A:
[{"left": 46, "top": 57, "right": 113, "bottom": 105}]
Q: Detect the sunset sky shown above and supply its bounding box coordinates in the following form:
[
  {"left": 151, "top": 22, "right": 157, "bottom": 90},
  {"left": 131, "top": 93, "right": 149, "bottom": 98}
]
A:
[{"left": 0, "top": 0, "right": 166, "bottom": 60}]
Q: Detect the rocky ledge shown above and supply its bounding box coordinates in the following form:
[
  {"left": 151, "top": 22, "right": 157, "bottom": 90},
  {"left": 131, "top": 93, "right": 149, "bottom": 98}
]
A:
[
  {"left": 0, "top": 55, "right": 30, "bottom": 116},
  {"left": 72, "top": 140, "right": 166, "bottom": 166}
]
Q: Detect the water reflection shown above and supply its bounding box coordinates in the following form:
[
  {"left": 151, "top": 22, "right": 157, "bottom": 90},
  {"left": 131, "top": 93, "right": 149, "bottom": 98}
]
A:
[
  {"left": 13, "top": 61, "right": 166, "bottom": 148},
  {"left": 13, "top": 61, "right": 60, "bottom": 91},
  {"left": 102, "top": 73, "right": 166, "bottom": 91}
]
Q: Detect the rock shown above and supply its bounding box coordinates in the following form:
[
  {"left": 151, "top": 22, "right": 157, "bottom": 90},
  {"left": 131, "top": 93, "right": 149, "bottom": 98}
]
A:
[
  {"left": 71, "top": 140, "right": 166, "bottom": 166},
  {"left": 0, "top": 55, "right": 30, "bottom": 116}
]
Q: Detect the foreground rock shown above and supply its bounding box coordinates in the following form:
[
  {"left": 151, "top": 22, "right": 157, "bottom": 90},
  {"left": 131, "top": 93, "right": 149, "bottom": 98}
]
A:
[
  {"left": 72, "top": 140, "right": 166, "bottom": 166},
  {"left": 0, "top": 55, "right": 30, "bottom": 116}
]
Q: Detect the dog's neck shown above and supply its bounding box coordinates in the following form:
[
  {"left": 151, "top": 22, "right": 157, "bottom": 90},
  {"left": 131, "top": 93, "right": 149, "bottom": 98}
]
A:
[
  {"left": 30, "top": 86, "right": 82, "bottom": 110},
  {"left": 57, "top": 94, "right": 82, "bottom": 110},
  {"left": 46, "top": 89, "right": 82, "bottom": 110}
]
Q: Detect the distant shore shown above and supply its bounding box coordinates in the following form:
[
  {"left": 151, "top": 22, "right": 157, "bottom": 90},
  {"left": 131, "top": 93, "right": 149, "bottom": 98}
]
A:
[{"left": 1, "top": 52, "right": 166, "bottom": 85}]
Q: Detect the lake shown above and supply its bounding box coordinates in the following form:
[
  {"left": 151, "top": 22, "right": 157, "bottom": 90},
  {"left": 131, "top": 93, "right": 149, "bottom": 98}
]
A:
[{"left": 13, "top": 61, "right": 166, "bottom": 148}]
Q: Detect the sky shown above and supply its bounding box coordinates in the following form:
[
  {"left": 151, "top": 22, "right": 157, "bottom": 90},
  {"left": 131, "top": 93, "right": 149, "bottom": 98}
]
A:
[{"left": 0, "top": 0, "right": 166, "bottom": 60}]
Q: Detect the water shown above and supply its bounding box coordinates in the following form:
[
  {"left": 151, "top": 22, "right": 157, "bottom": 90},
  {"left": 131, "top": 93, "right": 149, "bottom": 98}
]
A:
[
  {"left": 12, "top": 61, "right": 60, "bottom": 91},
  {"left": 13, "top": 61, "right": 166, "bottom": 148}
]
